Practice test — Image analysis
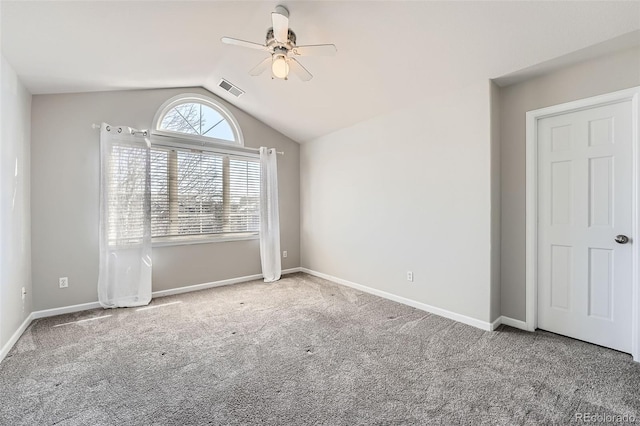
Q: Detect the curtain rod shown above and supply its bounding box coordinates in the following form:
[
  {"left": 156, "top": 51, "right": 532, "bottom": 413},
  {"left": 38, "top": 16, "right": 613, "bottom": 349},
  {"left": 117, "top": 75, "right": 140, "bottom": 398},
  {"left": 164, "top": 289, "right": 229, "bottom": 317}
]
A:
[
  {"left": 92, "top": 123, "right": 149, "bottom": 136},
  {"left": 91, "top": 124, "right": 284, "bottom": 156}
]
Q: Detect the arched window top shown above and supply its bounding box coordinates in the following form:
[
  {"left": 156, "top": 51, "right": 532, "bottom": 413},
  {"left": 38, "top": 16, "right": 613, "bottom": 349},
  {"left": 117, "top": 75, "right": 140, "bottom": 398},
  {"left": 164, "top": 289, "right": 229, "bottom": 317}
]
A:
[{"left": 153, "top": 93, "right": 243, "bottom": 146}]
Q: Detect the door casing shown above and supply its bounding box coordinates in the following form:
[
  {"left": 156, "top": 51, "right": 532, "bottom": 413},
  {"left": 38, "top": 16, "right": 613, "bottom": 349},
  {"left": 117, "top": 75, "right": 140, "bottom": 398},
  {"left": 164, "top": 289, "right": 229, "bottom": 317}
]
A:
[{"left": 525, "top": 86, "right": 640, "bottom": 361}]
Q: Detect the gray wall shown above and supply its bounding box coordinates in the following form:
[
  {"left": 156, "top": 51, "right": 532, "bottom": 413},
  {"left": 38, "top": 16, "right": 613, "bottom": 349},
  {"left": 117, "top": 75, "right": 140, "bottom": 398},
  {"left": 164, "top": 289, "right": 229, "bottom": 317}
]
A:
[
  {"left": 301, "top": 79, "right": 494, "bottom": 323},
  {"left": 500, "top": 47, "right": 640, "bottom": 321},
  {"left": 0, "top": 55, "right": 32, "bottom": 351},
  {"left": 31, "top": 87, "right": 300, "bottom": 311}
]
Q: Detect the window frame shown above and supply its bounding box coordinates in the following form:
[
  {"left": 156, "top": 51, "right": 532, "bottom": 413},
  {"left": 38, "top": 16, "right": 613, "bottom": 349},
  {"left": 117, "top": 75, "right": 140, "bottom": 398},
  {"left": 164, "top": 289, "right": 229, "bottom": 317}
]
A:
[
  {"left": 152, "top": 93, "right": 244, "bottom": 147},
  {"left": 149, "top": 94, "right": 258, "bottom": 247}
]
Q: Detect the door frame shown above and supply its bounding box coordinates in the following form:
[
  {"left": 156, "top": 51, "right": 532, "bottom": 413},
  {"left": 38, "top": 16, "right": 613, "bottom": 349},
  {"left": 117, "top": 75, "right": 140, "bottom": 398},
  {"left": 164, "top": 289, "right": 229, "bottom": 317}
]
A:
[{"left": 525, "top": 86, "right": 640, "bottom": 361}]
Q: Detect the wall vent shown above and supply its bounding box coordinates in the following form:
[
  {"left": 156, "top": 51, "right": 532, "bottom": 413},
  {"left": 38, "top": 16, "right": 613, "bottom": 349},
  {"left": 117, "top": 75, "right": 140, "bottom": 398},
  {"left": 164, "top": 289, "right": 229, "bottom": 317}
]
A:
[{"left": 218, "top": 79, "right": 245, "bottom": 98}]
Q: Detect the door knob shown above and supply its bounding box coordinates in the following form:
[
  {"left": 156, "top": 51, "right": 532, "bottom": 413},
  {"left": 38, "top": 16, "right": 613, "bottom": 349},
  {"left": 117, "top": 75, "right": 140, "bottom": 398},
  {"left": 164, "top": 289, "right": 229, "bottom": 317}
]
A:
[{"left": 615, "top": 235, "right": 630, "bottom": 244}]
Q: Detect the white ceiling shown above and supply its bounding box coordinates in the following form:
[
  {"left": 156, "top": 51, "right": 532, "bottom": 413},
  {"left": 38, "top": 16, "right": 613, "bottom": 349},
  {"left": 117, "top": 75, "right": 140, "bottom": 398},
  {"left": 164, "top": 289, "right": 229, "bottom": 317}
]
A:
[{"left": 2, "top": 1, "right": 639, "bottom": 143}]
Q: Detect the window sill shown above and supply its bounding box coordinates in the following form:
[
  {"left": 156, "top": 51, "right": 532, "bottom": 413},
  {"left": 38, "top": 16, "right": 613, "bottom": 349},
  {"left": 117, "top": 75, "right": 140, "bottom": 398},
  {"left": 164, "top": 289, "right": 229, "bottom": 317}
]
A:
[{"left": 152, "top": 233, "right": 259, "bottom": 248}]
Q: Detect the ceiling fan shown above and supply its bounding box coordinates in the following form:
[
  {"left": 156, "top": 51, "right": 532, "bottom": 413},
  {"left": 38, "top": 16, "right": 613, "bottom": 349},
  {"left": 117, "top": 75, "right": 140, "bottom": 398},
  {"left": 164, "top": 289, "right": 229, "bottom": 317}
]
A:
[{"left": 221, "top": 5, "right": 337, "bottom": 81}]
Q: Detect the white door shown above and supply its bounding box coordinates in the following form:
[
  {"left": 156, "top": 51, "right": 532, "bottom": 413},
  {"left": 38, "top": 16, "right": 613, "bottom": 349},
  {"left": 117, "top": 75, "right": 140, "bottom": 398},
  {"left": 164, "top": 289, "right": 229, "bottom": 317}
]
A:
[{"left": 537, "top": 99, "right": 633, "bottom": 353}]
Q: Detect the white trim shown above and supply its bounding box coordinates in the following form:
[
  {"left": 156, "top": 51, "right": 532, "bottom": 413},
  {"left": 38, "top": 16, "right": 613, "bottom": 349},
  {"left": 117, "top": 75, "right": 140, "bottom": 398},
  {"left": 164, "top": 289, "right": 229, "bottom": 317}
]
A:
[
  {"left": 489, "top": 317, "right": 502, "bottom": 331},
  {"left": 152, "top": 233, "right": 259, "bottom": 248},
  {"left": 151, "top": 273, "right": 264, "bottom": 298},
  {"left": 499, "top": 316, "right": 528, "bottom": 331},
  {"left": 525, "top": 97, "right": 539, "bottom": 333},
  {"left": 150, "top": 134, "right": 259, "bottom": 159},
  {"left": 632, "top": 88, "right": 640, "bottom": 362},
  {"left": 482, "top": 316, "right": 529, "bottom": 331},
  {"left": 32, "top": 301, "right": 102, "bottom": 320},
  {"left": 151, "top": 93, "right": 244, "bottom": 147},
  {"left": 153, "top": 268, "right": 301, "bottom": 298},
  {"left": 525, "top": 86, "right": 640, "bottom": 361},
  {"left": 0, "top": 313, "right": 34, "bottom": 364},
  {"left": 300, "top": 268, "right": 494, "bottom": 331},
  {"left": 0, "top": 268, "right": 302, "bottom": 364}
]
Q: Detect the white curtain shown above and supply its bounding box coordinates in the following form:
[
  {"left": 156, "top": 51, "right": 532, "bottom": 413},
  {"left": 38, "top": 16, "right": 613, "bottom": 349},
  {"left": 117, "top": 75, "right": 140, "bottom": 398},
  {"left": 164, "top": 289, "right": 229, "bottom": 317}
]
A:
[
  {"left": 259, "top": 147, "right": 281, "bottom": 282},
  {"left": 98, "top": 123, "right": 152, "bottom": 308}
]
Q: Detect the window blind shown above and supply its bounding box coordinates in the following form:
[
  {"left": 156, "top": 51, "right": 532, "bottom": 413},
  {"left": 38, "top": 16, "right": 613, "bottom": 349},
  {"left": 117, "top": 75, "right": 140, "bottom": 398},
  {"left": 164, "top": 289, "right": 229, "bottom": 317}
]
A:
[
  {"left": 107, "top": 142, "right": 149, "bottom": 246},
  {"left": 149, "top": 146, "right": 260, "bottom": 240},
  {"left": 228, "top": 158, "right": 260, "bottom": 233}
]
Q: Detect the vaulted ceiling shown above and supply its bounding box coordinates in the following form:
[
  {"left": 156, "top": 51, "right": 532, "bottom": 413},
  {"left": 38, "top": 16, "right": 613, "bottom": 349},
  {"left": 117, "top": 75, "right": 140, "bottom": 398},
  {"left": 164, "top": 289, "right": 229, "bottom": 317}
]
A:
[{"left": 2, "top": 1, "right": 639, "bottom": 143}]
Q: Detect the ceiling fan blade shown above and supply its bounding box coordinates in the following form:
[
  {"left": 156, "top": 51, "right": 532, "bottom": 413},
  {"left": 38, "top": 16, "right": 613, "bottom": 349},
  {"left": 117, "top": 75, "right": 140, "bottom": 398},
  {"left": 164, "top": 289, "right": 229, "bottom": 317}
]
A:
[
  {"left": 292, "top": 44, "right": 337, "bottom": 56},
  {"left": 221, "top": 37, "right": 267, "bottom": 51},
  {"left": 249, "top": 57, "right": 272, "bottom": 76},
  {"left": 289, "top": 58, "right": 313, "bottom": 82},
  {"left": 272, "top": 6, "right": 289, "bottom": 43}
]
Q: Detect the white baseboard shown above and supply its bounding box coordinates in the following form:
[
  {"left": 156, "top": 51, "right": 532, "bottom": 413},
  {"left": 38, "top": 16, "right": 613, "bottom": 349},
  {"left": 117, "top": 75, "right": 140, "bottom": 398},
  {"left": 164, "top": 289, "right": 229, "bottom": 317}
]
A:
[
  {"left": 300, "top": 268, "right": 495, "bottom": 331},
  {"left": 0, "top": 313, "right": 34, "bottom": 364},
  {"left": 490, "top": 317, "right": 502, "bottom": 331},
  {"left": 8, "top": 268, "right": 520, "bottom": 364},
  {"left": 152, "top": 273, "right": 264, "bottom": 298},
  {"left": 31, "top": 301, "right": 102, "bottom": 320},
  {"left": 31, "top": 268, "right": 302, "bottom": 316},
  {"left": 0, "top": 267, "right": 302, "bottom": 365},
  {"left": 153, "top": 268, "right": 301, "bottom": 298},
  {"left": 498, "top": 315, "right": 528, "bottom": 331}
]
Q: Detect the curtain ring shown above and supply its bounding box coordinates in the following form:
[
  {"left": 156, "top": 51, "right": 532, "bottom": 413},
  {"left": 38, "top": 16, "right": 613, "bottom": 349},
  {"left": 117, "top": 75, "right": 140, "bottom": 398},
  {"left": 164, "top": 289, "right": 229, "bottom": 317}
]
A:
[
  {"left": 117, "top": 127, "right": 122, "bottom": 133},
  {"left": 106, "top": 125, "right": 111, "bottom": 132}
]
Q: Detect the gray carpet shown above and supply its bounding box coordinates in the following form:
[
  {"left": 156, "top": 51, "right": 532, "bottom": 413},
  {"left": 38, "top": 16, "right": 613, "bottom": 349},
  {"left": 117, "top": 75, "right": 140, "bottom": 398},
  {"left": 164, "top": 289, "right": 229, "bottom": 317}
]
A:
[{"left": 1, "top": 272, "right": 639, "bottom": 425}]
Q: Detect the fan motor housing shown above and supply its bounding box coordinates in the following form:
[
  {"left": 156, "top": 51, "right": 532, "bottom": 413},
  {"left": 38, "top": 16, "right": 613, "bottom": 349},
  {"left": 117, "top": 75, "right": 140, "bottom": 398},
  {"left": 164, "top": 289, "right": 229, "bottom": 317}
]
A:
[{"left": 266, "top": 28, "right": 296, "bottom": 48}]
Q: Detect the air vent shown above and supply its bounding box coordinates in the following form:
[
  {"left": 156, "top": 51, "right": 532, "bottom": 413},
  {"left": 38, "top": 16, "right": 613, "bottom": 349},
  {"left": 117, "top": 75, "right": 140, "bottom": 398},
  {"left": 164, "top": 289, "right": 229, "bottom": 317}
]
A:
[{"left": 218, "top": 79, "right": 245, "bottom": 98}]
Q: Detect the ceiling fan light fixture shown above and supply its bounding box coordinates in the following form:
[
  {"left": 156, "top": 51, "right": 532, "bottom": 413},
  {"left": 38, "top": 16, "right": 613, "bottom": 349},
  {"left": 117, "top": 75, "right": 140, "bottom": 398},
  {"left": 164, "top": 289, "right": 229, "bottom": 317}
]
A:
[
  {"left": 271, "top": 54, "right": 289, "bottom": 79},
  {"left": 221, "top": 5, "right": 336, "bottom": 82}
]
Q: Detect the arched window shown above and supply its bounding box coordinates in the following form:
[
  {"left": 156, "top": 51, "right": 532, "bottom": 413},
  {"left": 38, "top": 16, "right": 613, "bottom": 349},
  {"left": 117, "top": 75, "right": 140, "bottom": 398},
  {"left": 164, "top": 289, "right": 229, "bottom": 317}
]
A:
[
  {"left": 153, "top": 94, "right": 243, "bottom": 146},
  {"left": 146, "top": 93, "right": 258, "bottom": 244}
]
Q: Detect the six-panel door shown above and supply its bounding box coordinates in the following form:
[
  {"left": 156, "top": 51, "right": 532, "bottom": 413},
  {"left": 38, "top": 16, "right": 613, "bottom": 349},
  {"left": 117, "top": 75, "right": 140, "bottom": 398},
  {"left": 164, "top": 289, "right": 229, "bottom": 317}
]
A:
[{"left": 537, "top": 100, "right": 633, "bottom": 353}]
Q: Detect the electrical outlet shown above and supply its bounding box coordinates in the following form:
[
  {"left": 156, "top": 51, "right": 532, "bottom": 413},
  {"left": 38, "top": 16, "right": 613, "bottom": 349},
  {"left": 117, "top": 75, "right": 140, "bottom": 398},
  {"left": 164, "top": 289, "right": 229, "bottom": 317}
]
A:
[
  {"left": 406, "top": 271, "right": 414, "bottom": 282},
  {"left": 283, "top": 250, "right": 288, "bottom": 258},
  {"left": 21, "top": 287, "right": 26, "bottom": 301},
  {"left": 59, "top": 277, "right": 69, "bottom": 288}
]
